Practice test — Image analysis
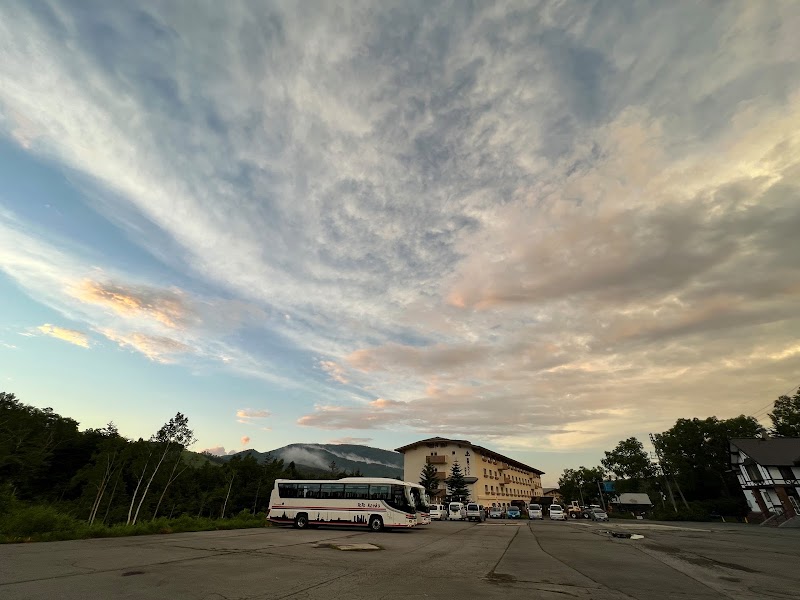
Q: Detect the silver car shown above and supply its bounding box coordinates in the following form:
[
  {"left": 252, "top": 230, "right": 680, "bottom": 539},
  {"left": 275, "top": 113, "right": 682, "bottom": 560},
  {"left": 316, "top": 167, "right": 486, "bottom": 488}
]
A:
[{"left": 590, "top": 508, "right": 609, "bottom": 522}]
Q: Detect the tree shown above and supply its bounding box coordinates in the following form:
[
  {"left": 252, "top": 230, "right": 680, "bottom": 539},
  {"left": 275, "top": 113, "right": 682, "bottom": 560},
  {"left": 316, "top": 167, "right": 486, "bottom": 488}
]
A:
[
  {"left": 601, "top": 437, "right": 657, "bottom": 494},
  {"left": 131, "top": 413, "right": 195, "bottom": 525},
  {"left": 653, "top": 415, "right": 763, "bottom": 501},
  {"left": 769, "top": 388, "right": 800, "bottom": 437},
  {"left": 79, "top": 423, "right": 127, "bottom": 525},
  {"left": 419, "top": 462, "right": 440, "bottom": 497},
  {"left": 0, "top": 392, "right": 81, "bottom": 501},
  {"left": 558, "top": 466, "right": 605, "bottom": 505},
  {"left": 445, "top": 461, "right": 469, "bottom": 502}
]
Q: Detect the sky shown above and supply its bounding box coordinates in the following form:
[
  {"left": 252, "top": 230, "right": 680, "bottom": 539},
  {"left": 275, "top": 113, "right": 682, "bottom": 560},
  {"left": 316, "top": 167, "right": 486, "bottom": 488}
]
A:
[{"left": 1, "top": 1, "right": 799, "bottom": 487}]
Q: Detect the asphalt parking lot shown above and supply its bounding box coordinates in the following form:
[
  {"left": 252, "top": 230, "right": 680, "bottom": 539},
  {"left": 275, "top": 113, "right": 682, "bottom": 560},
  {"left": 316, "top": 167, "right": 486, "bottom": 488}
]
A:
[{"left": 1, "top": 519, "right": 798, "bottom": 600}]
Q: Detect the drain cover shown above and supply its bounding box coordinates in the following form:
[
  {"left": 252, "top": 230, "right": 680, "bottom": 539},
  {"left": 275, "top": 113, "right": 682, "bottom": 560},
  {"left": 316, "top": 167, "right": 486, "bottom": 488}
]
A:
[{"left": 314, "top": 542, "right": 381, "bottom": 551}]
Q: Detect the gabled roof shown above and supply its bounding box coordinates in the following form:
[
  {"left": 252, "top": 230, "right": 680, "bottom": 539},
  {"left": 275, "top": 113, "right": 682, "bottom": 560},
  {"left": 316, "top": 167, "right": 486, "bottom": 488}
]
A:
[{"left": 730, "top": 438, "right": 800, "bottom": 467}]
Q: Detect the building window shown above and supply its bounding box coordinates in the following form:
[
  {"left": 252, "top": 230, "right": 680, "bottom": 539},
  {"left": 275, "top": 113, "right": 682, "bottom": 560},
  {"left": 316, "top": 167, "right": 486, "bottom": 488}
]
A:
[
  {"left": 452, "top": 451, "right": 456, "bottom": 455},
  {"left": 745, "top": 464, "right": 763, "bottom": 482},
  {"left": 778, "top": 466, "right": 796, "bottom": 482},
  {"left": 485, "top": 485, "right": 489, "bottom": 493},
  {"left": 484, "top": 468, "right": 487, "bottom": 477}
]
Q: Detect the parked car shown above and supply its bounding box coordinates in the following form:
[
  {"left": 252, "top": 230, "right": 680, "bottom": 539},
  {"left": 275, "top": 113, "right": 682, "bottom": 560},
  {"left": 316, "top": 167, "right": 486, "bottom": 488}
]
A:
[
  {"left": 506, "top": 506, "right": 521, "bottom": 519},
  {"left": 549, "top": 504, "right": 566, "bottom": 520},
  {"left": 429, "top": 504, "right": 447, "bottom": 521},
  {"left": 528, "top": 503, "right": 543, "bottom": 519},
  {"left": 448, "top": 502, "right": 465, "bottom": 521},
  {"left": 589, "top": 508, "right": 609, "bottom": 522},
  {"left": 489, "top": 507, "right": 504, "bottom": 518},
  {"left": 465, "top": 503, "right": 484, "bottom": 521}
]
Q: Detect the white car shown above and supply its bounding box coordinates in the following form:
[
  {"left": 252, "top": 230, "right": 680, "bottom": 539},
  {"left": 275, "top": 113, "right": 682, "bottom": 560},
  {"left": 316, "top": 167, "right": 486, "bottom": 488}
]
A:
[
  {"left": 549, "top": 504, "right": 566, "bottom": 520},
  {"left": 528, "top": 503, "right": 543, "bottom": 519},
  {"left": 429, "top": 504, "right": 447, "bottom": 521}
]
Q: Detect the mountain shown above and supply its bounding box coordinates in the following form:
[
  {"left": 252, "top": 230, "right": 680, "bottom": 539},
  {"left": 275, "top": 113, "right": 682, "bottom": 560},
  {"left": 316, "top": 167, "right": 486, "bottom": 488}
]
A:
[{"left": 222, "top": 443, "right": 404, "bottom": 478}]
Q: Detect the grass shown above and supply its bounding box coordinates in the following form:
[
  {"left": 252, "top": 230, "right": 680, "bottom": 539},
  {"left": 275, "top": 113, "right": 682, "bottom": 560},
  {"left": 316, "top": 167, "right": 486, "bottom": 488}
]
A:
[{"left": 0, "top": 505, "right": 269, "bottom": 544}]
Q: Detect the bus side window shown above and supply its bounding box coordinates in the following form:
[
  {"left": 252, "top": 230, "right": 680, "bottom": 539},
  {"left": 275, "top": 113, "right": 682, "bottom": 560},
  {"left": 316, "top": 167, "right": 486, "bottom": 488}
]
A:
[
  {"left": 278, "top": 483, "right": 298, "bottom": 498},
  {"left": 369, "top": 484, "right": 391, "bottom": 500},
  {"left": 344, "top": 483, "right": 369, "bottom": 499},
  {"left": 301, "top": 484, "right": 321, "bottom": 498},
  {"left": 320, "top": 483, "right": 344, "bottom": 499}
]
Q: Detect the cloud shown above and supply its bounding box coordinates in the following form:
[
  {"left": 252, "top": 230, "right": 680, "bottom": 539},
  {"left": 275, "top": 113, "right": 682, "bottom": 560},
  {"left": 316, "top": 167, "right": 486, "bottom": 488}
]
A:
[
  {"left": 99, "top": 329, "right": 190, "bottom": 363},
  {"left": 36, "top": 324, "right": 90, "bottom": 348},
  {"left": 241, "top": 436, "right": 250, "bottom": 446},
  {"left": 2, "top": 2, "right": 800, "bottom": 459},
  {"left": 277, "top": 447, "right": 332, "bottom": 471},
  {"left": 329, "top": 437, "right": 374, "bottom": 445},
  {"left": 236, "top": 408, "right": 271, "bottom": 419},
  {"left": 201, "top": 446, "right": 238, "bottom": 456},
  {"left": 319, "top": 360, "right": 348, "bottom": 384},
  {"left": 236, "top": 408, "right": 271, "bottom": 426},
  {"left": 347, "top": 344, "right": 490, "bottom": 374},
  {"left": 71, "top": 280, "right": 189, "bottom": 328}
]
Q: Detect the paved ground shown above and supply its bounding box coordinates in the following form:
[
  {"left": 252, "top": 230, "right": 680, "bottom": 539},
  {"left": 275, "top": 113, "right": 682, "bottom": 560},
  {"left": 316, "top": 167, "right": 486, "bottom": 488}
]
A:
[{"left": 1, "top": 519, "right": 799, "bottom": 599}]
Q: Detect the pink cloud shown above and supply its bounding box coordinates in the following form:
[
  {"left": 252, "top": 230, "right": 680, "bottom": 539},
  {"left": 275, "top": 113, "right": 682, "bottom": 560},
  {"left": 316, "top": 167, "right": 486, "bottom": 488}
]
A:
[
  {"left": 320, "top": 360, "right": 349, "bottom": 384},
  {"left": 241, "top": 436, "right": 250, "bottom": 446}
]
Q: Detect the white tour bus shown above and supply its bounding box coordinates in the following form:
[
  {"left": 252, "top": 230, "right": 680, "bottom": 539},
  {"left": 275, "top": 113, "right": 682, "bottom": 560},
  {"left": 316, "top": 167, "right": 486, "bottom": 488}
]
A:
[
  {"left": 268, "top": 477, "right": 417, "bottom": 531},
  {"left": 409, "top": 483, "right": 432, "bottom": 525}
]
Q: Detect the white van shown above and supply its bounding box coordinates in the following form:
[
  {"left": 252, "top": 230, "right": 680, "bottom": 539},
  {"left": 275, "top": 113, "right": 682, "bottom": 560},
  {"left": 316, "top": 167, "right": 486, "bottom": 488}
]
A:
[
  {"left": 528, "top": 503, "right": 543, "bottom": 519},
  {"left": 448, "top": 502, "right": 465, "bottom": 520},
  {"left": 465, "top": 503, "right": 483, "bottom": 521},
  {"left": 429, "top": 504, "right": 447, "bottom": 521}
]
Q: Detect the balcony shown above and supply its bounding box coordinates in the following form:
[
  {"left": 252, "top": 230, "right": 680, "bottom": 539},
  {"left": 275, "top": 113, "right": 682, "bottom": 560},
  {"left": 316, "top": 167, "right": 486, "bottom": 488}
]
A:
[
  {"left": 741, "top": 477, "right": 800, "bottom": 489},
  {"left": 426, "top": 455, "right": 447, "bottom": 464},
  {"left": 435, "top": 471, "right": 448, "bottom": 480},
  {"left": 498, "top": 476, "right": 511, "bottom": 486}
]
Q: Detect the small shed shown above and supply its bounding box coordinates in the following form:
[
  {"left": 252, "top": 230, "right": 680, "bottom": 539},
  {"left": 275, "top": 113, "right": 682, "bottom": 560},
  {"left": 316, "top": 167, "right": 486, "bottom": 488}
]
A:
[{"left": 611, "top": 493, "right": 653, "bottom": 514}]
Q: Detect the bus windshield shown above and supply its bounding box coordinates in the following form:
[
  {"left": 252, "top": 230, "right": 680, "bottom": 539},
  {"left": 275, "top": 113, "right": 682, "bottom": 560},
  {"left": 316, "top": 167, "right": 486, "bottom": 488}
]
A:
[{"left": 409, "top": 487, "right": 430, "bottom": 511}]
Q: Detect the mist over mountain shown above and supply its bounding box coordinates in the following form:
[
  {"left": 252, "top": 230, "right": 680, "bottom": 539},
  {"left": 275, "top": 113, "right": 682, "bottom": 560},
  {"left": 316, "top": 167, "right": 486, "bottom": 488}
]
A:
[{"left": 222, "top": 443, "right": 404, "bottom": 478}]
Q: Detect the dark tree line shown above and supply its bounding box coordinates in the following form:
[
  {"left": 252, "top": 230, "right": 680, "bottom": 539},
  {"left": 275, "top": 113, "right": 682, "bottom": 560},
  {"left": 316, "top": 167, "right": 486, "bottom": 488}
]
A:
[
  {"left": 0, "top": 392, "right": 359, "bottom": 525},
  {"left": 558, "top": 389, "right": 800, "bottom": 518}
]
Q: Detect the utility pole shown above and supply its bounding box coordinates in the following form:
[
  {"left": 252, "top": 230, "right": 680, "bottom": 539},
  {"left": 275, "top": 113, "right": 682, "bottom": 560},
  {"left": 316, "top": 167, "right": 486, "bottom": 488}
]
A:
[
  {"left": 596, "top": 480, "right": 607, "bottom": 511},
  {"left": 650, "top": 433, "right": 678, "bottom": 513}
]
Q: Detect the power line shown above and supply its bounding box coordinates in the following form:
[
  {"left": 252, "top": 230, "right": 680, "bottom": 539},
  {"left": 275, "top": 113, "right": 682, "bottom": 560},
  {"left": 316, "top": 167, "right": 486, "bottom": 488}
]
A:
[{"left": 746, "top": 380, "right": 800, "bottom": 420}]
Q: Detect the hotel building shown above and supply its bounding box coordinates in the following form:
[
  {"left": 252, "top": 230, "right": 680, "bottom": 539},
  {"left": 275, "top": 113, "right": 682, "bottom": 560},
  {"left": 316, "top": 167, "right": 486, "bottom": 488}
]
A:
[{"left": 396, "top": 437, "right": 544, "bottom": 507}]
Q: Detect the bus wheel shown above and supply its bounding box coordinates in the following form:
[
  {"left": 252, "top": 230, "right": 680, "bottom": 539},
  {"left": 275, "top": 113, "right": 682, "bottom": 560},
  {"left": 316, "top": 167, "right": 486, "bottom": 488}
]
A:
[
  {"left": 368, "top": 515, "right": 383, "bottom": 532},
  {"left": 294, "top": 513, "right": 309, "bottom": 529}
]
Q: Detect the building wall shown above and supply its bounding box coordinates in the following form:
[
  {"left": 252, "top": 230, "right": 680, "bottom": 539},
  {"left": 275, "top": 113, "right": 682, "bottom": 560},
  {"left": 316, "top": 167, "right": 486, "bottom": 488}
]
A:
[
  {"left": 733, "top": 449, "right": 800, "bottom": 515},
  {"left": 401, "top": 439, "right": 543, "bottom": 507}
]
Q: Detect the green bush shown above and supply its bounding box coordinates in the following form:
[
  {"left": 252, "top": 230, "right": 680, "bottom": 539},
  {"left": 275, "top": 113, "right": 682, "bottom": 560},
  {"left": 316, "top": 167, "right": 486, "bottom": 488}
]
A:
[
  {"left": 0, "top": 506, "right": 267, "bottom": 543},
  {"left": 0, "top": 505, "right": 82, "bottom": 537},
  {"left": 651, "top": 497, "right": 750, "bottom": 522}
]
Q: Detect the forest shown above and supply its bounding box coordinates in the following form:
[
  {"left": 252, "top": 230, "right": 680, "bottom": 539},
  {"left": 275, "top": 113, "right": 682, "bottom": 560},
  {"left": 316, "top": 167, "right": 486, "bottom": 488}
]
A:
[{"left": 0, "top": 391, "right": 355, "bottom": 542}]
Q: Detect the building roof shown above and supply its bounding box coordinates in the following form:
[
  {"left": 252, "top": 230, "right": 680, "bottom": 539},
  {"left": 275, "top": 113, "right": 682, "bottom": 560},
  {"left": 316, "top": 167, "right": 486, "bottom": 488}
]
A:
[
  {"left": 394, "top": 436, "right": 544, "bottom": 475},
  {"left": 730, "top": 438, "right": 800, "bottom": 467}
]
